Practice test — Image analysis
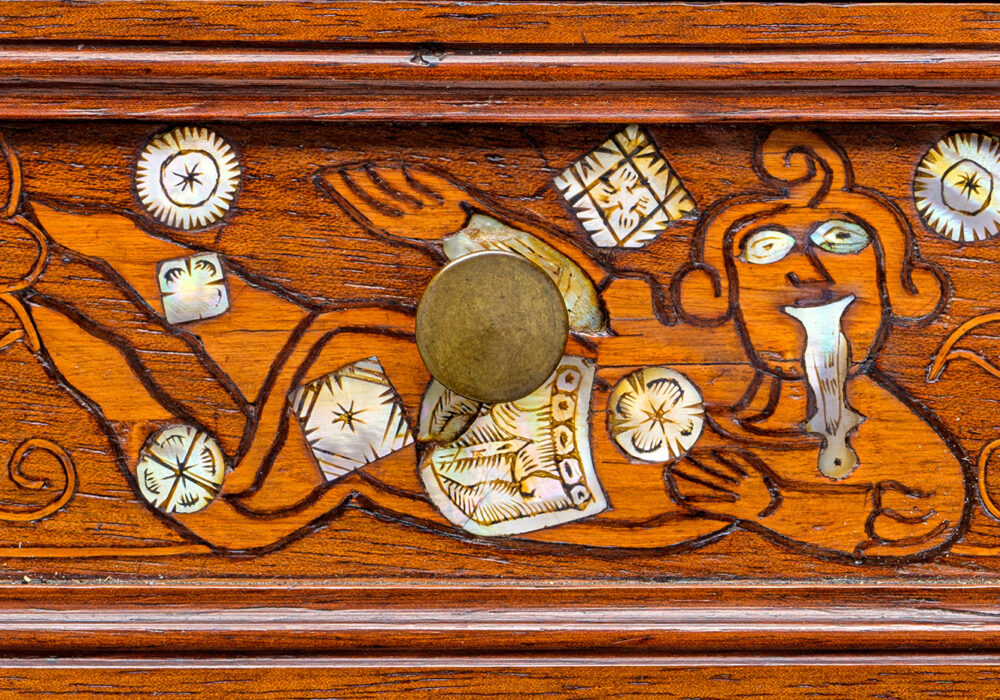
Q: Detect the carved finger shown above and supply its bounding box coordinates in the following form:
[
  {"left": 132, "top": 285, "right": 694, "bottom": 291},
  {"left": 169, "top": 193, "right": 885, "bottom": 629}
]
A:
[
  {"left": 706, "top": 449, "right": 783, "bottom": 518},
  {"left": 397, "top": 164, "right": 473, "bottom": 206},
  {"left": 357, "top": 165, "right": 427, "bottom": 214},
  {"left": 869, "top": 512, "right": 949, "bottom": 545},
  {"left": 685, "top": 454, "right": 740, "bottom": 485},
  {"left": 876, "top": 482, "right": 935, "bottom": 519},
  {"left": 365, "top": 166, "right": 428, "bottom": 210},
  {"left": 401, "top": 165, "right": 447, "bottom": 203},
  {"left": 337, "top": 168, "right": 407, "bottom": 218},
  {"left": 703, "top": 450, "right": 750, "bottom": 480},
  {"left": 874, "top": 480, "right": 933, "bottom": 506},
  {"left": 669, "top": 462, "right": 738, "bottom": 502}
]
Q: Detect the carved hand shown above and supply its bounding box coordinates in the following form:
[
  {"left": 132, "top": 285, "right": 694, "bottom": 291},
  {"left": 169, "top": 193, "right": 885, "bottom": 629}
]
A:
[
  {"left": 666, "top": 448, "right": 781, "bottom": 522},
  {"left": 315, "top": 162, "right": 475, "bottom": 242},
  {"left": 868, "top": 480, "right": 950, "bottom": 545}
]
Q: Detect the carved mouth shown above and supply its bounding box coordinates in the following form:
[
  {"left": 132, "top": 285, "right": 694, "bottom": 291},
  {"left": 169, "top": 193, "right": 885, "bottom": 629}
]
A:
[{"left": 785, "top": 293, "right": 857, "bottom": 311}]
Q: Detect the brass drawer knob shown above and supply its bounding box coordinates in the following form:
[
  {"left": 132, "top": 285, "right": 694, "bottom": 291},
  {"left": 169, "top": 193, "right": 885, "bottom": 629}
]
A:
[{"left": 416, "top": 251, "right": 569, "bottom": 404}]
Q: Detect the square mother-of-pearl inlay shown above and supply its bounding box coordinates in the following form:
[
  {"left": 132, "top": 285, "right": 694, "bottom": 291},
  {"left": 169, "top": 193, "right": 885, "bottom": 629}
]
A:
[
  {"left": 156, "top": 251, "right": 230, "bottom": 325},
  {"left": 288, "top": 356, "right": 414, "bottom": 482},
  {"left": 555, "top": 124, "right": 697, "bottom": 248}
]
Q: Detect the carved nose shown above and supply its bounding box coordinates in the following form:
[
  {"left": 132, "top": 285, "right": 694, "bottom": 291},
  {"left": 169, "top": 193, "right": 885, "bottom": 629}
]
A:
[
  {"left": 415, "top": 251, "right": 569, "bottom": 404},
  {"left": 785, "top": 251, "right": 834, "bottom": 287}
]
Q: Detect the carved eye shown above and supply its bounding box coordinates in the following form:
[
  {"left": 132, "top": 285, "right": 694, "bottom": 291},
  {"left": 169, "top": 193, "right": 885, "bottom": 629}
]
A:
[
  {"left": 740, "top": 228, "right": 796, "bottom": 264},
  {"left": 809, "top": 220, "right": 872, "bottom": 255}
]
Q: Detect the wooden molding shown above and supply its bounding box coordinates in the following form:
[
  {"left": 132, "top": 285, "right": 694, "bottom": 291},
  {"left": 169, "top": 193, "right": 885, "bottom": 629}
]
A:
[
  {"left": 0, "top": 2, "right": 997, "bottom": 119},
  {"left": 2, "top": 584, "right": 1000, "bottom": 656}
]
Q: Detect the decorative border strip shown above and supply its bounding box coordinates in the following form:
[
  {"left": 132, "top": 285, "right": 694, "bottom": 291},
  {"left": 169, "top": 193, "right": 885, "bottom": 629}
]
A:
[
  {"left": 0, "top": 3, "right": 994, "bottom": 119},
  {"left": 0, "top": 2, "right": 998, "bottom": 46},
  {"left": 0, "top": 584, "right": 997, "bottom": 655}
]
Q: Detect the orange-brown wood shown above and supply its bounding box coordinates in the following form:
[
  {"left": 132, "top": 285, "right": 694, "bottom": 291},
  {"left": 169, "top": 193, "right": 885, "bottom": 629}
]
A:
[{"left": 3, "top": 1, "right": 1000, "bottom": 695}]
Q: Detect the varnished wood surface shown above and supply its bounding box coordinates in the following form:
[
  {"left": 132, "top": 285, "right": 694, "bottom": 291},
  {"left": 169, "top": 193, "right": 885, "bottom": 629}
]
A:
[
  {"left": 3, "top": 117, "right": 1000, "bottom": 691},
  {"left": 2, "top": 584, "right": 1000, "bottom": 656},
  {"left": 0, "top": 2, "right": 998, "bottom": 119},
  {"left": 6, "top": 120, "right": 1000, "bottom": 577},
  {"left": 4, "top": 2, "right": 1000, "bottom": 695},
  {"left": 1, "top": 656, "right": 999, "bottom": 699},
  {"left": 1, "top": 2, "right": 1000, "bottom": 46}
]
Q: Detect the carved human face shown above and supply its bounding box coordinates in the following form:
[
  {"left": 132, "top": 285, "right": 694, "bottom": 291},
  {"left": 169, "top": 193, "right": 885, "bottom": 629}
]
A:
[{"left": 728, "top": 207, "right": 886, "bottom": 378}]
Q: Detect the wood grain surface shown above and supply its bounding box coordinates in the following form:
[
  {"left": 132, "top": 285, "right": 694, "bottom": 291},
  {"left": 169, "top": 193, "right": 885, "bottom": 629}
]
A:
[
  {"left": 2, "top": 656, "right": 999, "bottom": 699},
  {"left": 5, "top": 120, "right": 1000, "bottom": 577},
  {"left": 3, "top": 116, "right": 1000, "bottom": 692},
  {"left": 0, "top": 2, "right": 997, "bottom": 119},
  {"left": 2, "top": 1, "right": 1000, "bottom": 696}
]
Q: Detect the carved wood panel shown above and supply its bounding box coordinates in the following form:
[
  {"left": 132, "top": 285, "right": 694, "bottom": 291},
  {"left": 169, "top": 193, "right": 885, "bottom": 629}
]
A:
[{"left": 2, "top": 120, "right": 999, "bottom": 583}]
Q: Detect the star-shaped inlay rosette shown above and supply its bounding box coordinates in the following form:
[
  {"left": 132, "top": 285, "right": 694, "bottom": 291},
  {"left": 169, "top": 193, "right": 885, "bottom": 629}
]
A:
[
  {"left": 135, "top": 425, "right": 226, "bottom": 514},
  {"left": 914, "top": 131, "right": 1000, "bottom": 242},
  {"left": 288, "top": 357, "right": 414, "bottom": 482},
  {"left": 136, "top": 126, "right": 240, "bottom": 230}
]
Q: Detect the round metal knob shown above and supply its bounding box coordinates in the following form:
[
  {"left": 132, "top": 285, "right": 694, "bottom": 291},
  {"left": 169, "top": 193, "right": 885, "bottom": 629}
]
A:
[{"left": 416, "top": 251, "right": 569, "bottom": 404}]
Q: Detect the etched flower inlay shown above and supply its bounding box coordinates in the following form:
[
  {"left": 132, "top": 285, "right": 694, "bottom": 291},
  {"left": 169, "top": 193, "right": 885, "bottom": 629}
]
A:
[
  {"left": 135, "top": 425, "right": 226, "bottom": 514},
  {"left": 607, "top": 367, "right": 705, "bottom": 463},
  {"left": 136, "top": 126, "right": 240, "bottom": 230},
  {"left": 914, "top": 131, "right": 1000, "bottom": 242}
]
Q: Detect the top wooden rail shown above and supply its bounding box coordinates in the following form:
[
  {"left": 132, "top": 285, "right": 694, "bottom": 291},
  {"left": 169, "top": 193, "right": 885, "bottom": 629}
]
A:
[{"left": 0, "top": 2, "right": 996, "bottom": 121}]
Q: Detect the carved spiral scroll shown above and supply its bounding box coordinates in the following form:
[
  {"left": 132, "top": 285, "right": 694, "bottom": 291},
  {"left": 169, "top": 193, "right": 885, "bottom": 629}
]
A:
[
  {"left": 0, "top": 438, "right": 76, "bottom": 522},
  {"left": 756, "top": 129, "right": 851, "bottom": 205}
]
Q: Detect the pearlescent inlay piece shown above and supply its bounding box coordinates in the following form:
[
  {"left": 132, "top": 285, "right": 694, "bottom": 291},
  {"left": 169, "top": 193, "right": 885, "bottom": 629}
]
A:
[
  {"left": 420, "top": 356, "right": 606, "bottom": 536},
  {"left": 417, "top": 379, "right": 482, "bottom": 445},
  {"left": 783, "top": 296, "right": 865, "bottom": 480},
  {"left": 136, "top": 126, "right": 240, "bottom": 230},
  {"left": 135, "top": 425, "right": 226, "bottom": 514},
  {"left": 157, "top": 252, "right": 230, "bottom": 325},
  {"left": 607, "top": 367, "right": 705, "bottom": 463},
  {"left": 554, "top": 124, "right": 697, "bottom": 248},
  {"left": 288, "top": 356, "right": 414, "bottom": 482},
  {"left": 914, "top": 131, "right": 1000, "bottom": 242}
]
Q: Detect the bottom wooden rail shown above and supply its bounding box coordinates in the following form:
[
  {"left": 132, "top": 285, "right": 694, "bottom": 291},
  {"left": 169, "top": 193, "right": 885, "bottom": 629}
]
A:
[
  {"left": 0, "top": 655, "right": 996, "bottom": 698},
  {"left": 0, "top": 584, "right": 997, "bottom": 658}
]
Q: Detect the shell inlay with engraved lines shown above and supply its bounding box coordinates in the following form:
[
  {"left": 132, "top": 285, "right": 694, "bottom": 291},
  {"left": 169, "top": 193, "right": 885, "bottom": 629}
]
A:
[
  {"left": 554, "top": 124, "right": 697, "bottom": 248},
  {"left": 607, "top": 367, "right": 705, "bottom": 463},
  {"left": 288, "top": 356, "right": 414, "bottom": 482},
  {"left": 914, "top": 131, "right": 1000, "bottom": 242},
  {"left": 419, "top": 357, "right": 607, "bottom": 536},
  {"left": 157, "top": 252, "right": 230, "bottom": 325},
  {"left": 135, "top": 126, "right": 240, "bottom": 230},
  {"left": 135, "top": 425, "right": 226, "bottom": 514}
]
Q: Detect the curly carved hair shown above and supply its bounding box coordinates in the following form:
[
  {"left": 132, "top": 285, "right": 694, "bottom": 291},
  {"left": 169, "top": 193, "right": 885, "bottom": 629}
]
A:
[{"left": 672, "top": 128, "right": 948, "bottom": 326}]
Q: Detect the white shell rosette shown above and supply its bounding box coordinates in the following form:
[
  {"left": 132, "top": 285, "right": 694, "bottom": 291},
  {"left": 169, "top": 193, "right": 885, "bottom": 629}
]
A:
[
  {"left": 135, "top": 425, "right": 226, "bottom": 514},
  {"left": 914, "top": 131, "right": 1000, "bottom": 243},
  {"left": 136, "top": 126, "right": 240, "bottom": 230},
  {"left": 607, "top": 367, "right": 705, "bottom": 463}
]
